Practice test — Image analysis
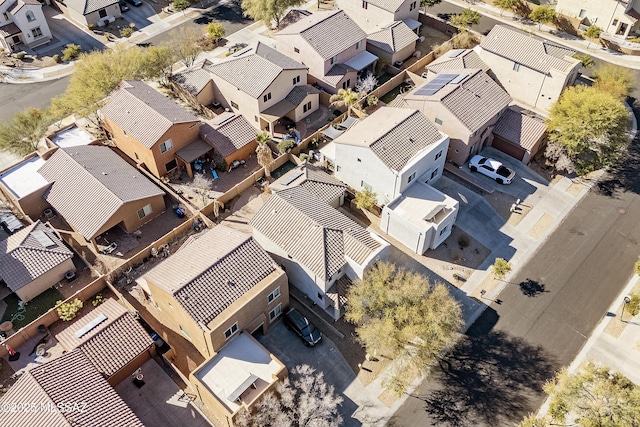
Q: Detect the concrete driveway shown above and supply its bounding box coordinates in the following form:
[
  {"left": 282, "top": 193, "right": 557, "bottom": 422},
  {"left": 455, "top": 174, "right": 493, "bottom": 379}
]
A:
[
  {"left": 122, "top": 2, "right": 161, "bottom": 30},
  {"left": 38, "top": 6, "right": 105, "bottom": 55}
]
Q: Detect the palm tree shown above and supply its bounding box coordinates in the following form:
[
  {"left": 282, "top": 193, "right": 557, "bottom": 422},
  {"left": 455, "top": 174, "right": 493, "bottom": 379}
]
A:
[
  {"left": 255, "top": 132, "right": 274, "bottom": 178},
  {"left": 329, "top": 88, "right": 361, "bottom": 117}
]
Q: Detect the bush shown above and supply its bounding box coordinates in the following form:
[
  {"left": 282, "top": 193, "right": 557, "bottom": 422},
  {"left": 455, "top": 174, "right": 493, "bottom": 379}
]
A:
[
  {"left": 62, "top": 44, "right": 82, "bottom": 62},
  {"left": 120, "top": 27, "right": 134, "bottom": 38},
  {"left": 213, "top": 158, "right": 227, "bottom": 172},
  {"left": 15, "top": 51, "right": 26, "bottom": 60},
  {"left": 299, "top": 153, "right": 311, "bottom": 162},
  {"left": 92, "top": 294, "right": 105, "bottom": 307},
  {"left": 278, "top": 139, "right": 296, "bottom": 154},
  {"left": 52, "top": 54, "right": 61, "bottom": 63},
  {"left": 628, "top": 294, "right": 640, "bottom": 316},
  {"left": 355, "top": 188, "right": 377, "bottom": 210},
  {"left": 492, "top": 258, "right": 512, "bottom": 280},
  {"left": 367, "top": 94, "right": 378, "bottom": 107},
  {"left": 56, "top": 298, "right": 83, "bottom": 321}
]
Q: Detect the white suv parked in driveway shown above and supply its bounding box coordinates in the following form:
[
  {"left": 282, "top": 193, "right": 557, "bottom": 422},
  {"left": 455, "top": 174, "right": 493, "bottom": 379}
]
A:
[{"left": 469, "top": 155, "right": 516, "bottom": 184}]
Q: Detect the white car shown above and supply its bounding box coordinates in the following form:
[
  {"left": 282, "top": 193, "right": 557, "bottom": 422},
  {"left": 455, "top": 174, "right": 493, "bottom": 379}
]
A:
[{"left": 469, "top": 155, "right": 516, "bottom": 185}]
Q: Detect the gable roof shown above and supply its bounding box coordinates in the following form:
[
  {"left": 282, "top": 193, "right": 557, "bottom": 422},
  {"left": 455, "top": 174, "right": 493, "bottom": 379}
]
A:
[
  {"left": 206, "top": 42, "right": 307, "bottom": 98},
  {"left": 334, "top": 107, "right": 445, "bottom": 171},
  {"left": 101, "top": 80, "right": 199, "bottom": 149},
  {"left": 493, "top": 107, "right": 547, "bottom": 151},
  {"left": 171, "top": 60, "right": 213, "bottom": 96},
  {"left": 38, "top": 145, "right": 165, "bottom": 240},
  {"left": 276, "top": 10, "right": 366, "bottom": 60},
  {"left": 479, "top": 25, "right": 578, "bottom": 74},
  {"left": 367, "top": 21, "right": 418, "bottom": 54},
  {"left": 278, "top": 8, "right": 312, "bottom": 30},
  {"left": 200, "top": 114, "right": 257, "bottom": 158},
  {"left": 0, "top": 22, "right": 20, "bottom": 37},
  {"left": 427, "top": 49, "right": 489, "bottom": 74},
  {"left": 403, "top": 69, "right": 511, "bottom": 133},
  {"left": 251, "top": 187, "right": 382, "bottom": 280},
  {"left": 0, "top": 221, "right": 73, "bottom": 292},
  {"left": 56, "top": 298, "right": 153, "bottom": 377},
  {"left": 144, "top": 225, "right": 278, "bottom": 326},
  {"left": 0, "top": 350, "right": 143, "bottom": 427},
  {"left": 64, "top": 0, "right": 117, "bottom": 16},
  {"left": 363, "top": 0, "right": 407, "bottom": 13},
  {"left": 271, "top": 162, "right": 346, "bottom": 205}
]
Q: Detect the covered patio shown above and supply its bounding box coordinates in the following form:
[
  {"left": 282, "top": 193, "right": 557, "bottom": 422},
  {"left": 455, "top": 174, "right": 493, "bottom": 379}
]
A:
[
  {"left": 344, "top": 51, "right": 378, "bottom": 76},
  {"left": 175, "top": 139, "right": 214, "bottom": 179}
]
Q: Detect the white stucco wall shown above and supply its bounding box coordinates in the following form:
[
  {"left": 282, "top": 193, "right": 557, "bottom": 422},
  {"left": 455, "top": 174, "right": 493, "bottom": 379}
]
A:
[
  {"left": 336, "top": 0, "right": 420, "bottom": 33},
  {"left": 257, "top": 68, "right": 308, "bottom": 112},
  {"left": 555, "top": 0, "right": 637, "bottom": 35},
  {"left": 2, "top": 3, "right": 51, "bottom": 49}
]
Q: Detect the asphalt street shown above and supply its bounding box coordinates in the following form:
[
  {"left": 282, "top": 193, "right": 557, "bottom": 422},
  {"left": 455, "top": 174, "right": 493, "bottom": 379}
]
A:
[{"left": 0, "top": 76, "right": 71, "bottom": 123}]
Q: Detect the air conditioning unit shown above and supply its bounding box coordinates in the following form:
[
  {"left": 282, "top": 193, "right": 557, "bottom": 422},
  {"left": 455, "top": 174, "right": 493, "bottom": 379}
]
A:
[{"left": 44, "top": 208, "right": 54, "bottom": 219}]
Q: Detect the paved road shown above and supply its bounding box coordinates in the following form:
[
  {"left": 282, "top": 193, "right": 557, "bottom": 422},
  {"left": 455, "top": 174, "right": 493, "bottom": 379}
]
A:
[
  {"left": 0, "top": 77, "right": 71, "bottom": 123},
  {"left": 391, "top": 112, "right": 640, "bottom": 426}
]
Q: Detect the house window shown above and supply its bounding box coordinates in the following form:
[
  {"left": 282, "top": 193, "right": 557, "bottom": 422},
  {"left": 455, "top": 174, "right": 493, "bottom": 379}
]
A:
[
  {"left": 440, "top": 226, "right": 448, "bottom": 236},
  {"left": 612, "top": 19, "right": 618, "bottom": 26},
  {"left": 578, "top": 9, "right": 586, "bottom": 18},
  {"left": 293, "top": 75, "right": 300, "bottom": 84},
  {"left": 137, "top": 204, "right": 152, "bottom": 220},
  {"left": 303, "top": 101, "right": 312, "bottom": 112},
  {"left": 31, "top": 27, "right": 42, "bottom": 38},
  {"left": 160, "top": 138, "right": 173, "bottom": 153},
  {"left": 263, "top": 92, "right": 272, "bottom": 102},
  {"left": 431, "top": 168, "right": 438, "bottom": 179},
  {"left": 230, "top": 100, "right": 238, "bottom": 109},
  {"left": 26, "top": 11, "right": 35, "bottom": 22},
  {"left": 435, "top": 150, "right": 442, "bottom": 160},
  {"left": 98, "top": 8, "right": 107, "bottom": 18},
  {"left": 435, "top": 118, "right": 443, "bottom": 125},
  {"left": 513, "top": 62, "right": 521, "bottom": 72},
  {"left": 224, "top": 323, "right": 238, "bottom": 340},
  {"left": 362, "top": 0, "right": 367, "bottom": 9},
  {"left": 361, "top": 181, "right": 372, "bottom": 191},
  {"left": 342, "top": 79, "right": 351, "bottom": 89},
  {"left": 408, "top": 171, "right": 416, "bottom": 183},
  {"left": 165, "top": 159, "right": 177, "bottom": 171},
  {"left": 410, "top": 1, "right": 416, "bottom": 11},
  {"left": 179, "top": 325, "right": 191, "bottom": 339},
  {"left": 268, "top": 287, "right": 281, "bottom": 303},
  {"left": 269, "top": 304, "right": 282, "bottom": 322},
  {"left": 356, "top": 41, "right": 361, "bottom": 49},
  {"left": 317, "top": 292, "right": 323, "bottom": 300},
  {"left": 294, "top": 47, "right": 300, "bottom": 53},
  {"left": 2, "top": 12, "right": 8, "bottom": 20}
]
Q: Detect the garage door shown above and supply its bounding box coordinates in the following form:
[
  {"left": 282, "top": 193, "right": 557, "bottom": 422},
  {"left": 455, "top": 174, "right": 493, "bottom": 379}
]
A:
[{"left": 491, "top": 136, "right": 526, "bottom": 161}]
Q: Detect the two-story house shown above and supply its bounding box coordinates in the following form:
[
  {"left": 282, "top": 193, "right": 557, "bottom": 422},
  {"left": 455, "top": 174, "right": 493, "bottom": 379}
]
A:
[
  {"left": 366, "top": 21, "right": 419, "bottom": 66},
  {"left": 0, "top": 0, "right": 51, "bottom": 53},
  {"left": 335, "top": 0, "right": 421, "bottom": 34},
  {"left": 101, "top": 80, "right": 202, "bottom": 178},
  {"left": 396, "top": 69, "right": 511, "bottom": 166},
  {"left": 425, "top": 48, "right": 490, "bottom": 78},
  {"left": 275, "top": 10, "right": 377, "bottom": 94},
  {"left": 475, "top": 25, "right": 581, "bottom": 113},
  {"left": 206, "top": 42, "right": 319, "bottom": 136},
  {"left": 556, "top": 0, "right": 640, "bottom": 39},
  {"left": 251, "top": 186, "right": 389, "bottom": 319},
  {"left": 58, "top": 0, "right": 121, "bottom": 27}
]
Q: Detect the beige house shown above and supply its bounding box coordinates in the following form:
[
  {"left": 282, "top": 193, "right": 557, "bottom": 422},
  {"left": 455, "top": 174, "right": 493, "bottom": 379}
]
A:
[
  {"left": 0, "top": 154, "right": 53, "bottom": 220},
  {"left": 0, "top": 221, "right": 74, "bottom": 302},
  {"left": 367, "top": 21, "right": 419, "bottom": 65},
  {"left": 556, "top": 0, "right": 640, "bottom": 39},
  {"left": 396, "top": 69, "right": 511, "bottom": 166},
  {"left": 206, "top": 42, "right": 319, "bottom": 136},
  {"left": 171, "top": 60, "right": 216, "bottom": 106},
  {"left": 38, "top": 145, "right": 166, "bottom": 247},
  {"left": 491, "top": 106, "right": 547, "bottom": 164},
  {"left": 101, "top": 80, "right": 202, "bottom": 178},
  {"left": 0, "top": 0, "right": 51, "bottom": 53},
  {"left": 335, "top": 0, "right": 421, "bottom": 34},
  {"left": 275, "top": 10, "right": 377, "bottom": 94},
  {"left": 199, "top": 114, "right": 258, "bottom": 168},
  {"left": 57, "top": 0, "right": 121, "bottom": 27},
  {"left": 425, "top": 48, "right": 490, "bottom": 77},
  {"left": 141, "top": 225, "right": 289, "bottom": 360},
  {"left": 475, "top": 25, "right": 581, "bottom": 113}
]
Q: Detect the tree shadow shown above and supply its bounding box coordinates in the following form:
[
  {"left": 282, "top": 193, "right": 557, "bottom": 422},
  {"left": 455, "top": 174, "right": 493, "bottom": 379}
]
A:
[
  {"left": 518, "top": 279, "right": 548, "bottom": 297},
  {"left": 596, "top": 115, "right": 640, "bottom": 197}
]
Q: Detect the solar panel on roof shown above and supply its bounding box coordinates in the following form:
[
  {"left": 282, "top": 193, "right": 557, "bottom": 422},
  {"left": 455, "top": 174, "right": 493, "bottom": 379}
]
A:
[
  {"left": 449, "top": 73, "right": 468, "bottom": 84},
  {"left": 414, "top": 74, "right": 458, "bottom": 96},
  {"left": 281, "top": 171, "right": 304, "bottom": 186},
  {"left": 32, "top": 229, "right": 55, "bottom": 248},
  {"left": 448, "top": 49, "right": 464, "bottom": 58}
]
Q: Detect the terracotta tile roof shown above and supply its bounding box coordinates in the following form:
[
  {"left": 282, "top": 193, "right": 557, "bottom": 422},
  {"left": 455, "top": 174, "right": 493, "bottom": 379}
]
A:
[
  {"left": 101, "top": 80, "right": 199, "bottom": 149},
  {"left": 277, "top": 10, "right": 367, "bottom": 60},
  {"left": 367, "top": 21, "right": 418, "bottom": 54},
  {"left": 492, "top": 107, "right": 547, "bottom": 151},
  {"left": 171, "top": 60, "right": 213, "bottom": 96},
  {"left": 427, "top": 49, "right": 489, "bottom": 74},
  {"left": 334, "top": 107, "right": 445, "bottom": 171},
  {"left": 206, "top": 42, "right": 306, "bottom": 98},
  {"left": 56, "top": 299, "right": 153, "bottom": 377},
  {"left": 144, "top": 225, "right": 278, "bottom": 325},
  {"left": 0, "top": 350, "right": 144, "bottom": 427},
  {"left": 480, "top": 25, "right": 577, "bottom": 74},
  {"left": 0, "top": 221, "right": 73, "bottom": 292},
  {"left": 64, "top": 0, "right": 117, "bottom": 14},
  {"left": 200, "top": 114, "right": 257, "bottom": 159},
  {"left": 251, "top": 187, "right": 382, "bottom": 280},
  {"left": 38, "top": 145, "right": 165, "bottom": 240}
]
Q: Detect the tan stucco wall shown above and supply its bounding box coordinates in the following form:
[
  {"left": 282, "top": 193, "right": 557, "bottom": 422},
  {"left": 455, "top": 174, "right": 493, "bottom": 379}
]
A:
[
  {"left": 107, "top": 347, "right": 155, "bottom": 387},
  {"left": 16, "top": 258, "right": 75, "bottom": 303},
  {"left": 224, "top": 139, "right": 258, "bottom": 166},
  {"left": 289, "top": 93, "right": 319, "bottom": 122},
  {"left": 196, "top": 81, "right": 215, "bottom": 106},
  {"left": 366, "top": 42, "right": 416, "bottom": 65}
]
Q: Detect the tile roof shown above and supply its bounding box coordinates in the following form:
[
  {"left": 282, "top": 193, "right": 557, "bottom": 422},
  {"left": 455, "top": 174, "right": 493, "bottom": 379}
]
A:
[
  {"left": 38, "top": 145, "right": 165, "bottom": 240},
  {"left": 363, "top": 0, "right": 406, "bottom": 12},
  {"left": 480, "top": 25, "right": 578, "bottom": 74},
  {"left": 0, "top": 350, "right": 144, "bottom": 427},
  {"left": 285, "top": 84, "right": 320, "bottom": 105},
  {"left": 101, "top": 80, "right": 199, "bottom": 149},
  {"left": 206, "top": 42, "right": 306, "bottom": 98},
  {"left": 171, "top": 60, "right": 213, "bottom": 96},
  {"left": 323, "top": 63, "right": 351, "bottom": 85},
  {"left": 278, "top": 8, "right": 312, "bottom": 29},
  {"left": 144, "top": 225, "right": 278, "bottom": 325},
  {"left": 492, "top": 107, "right": 547, "bottom": 151},
  {"left": 271, "top": 162, "right": 346, "bottom": 204},
  {"left": 367, "top": 21, "right": 418, "bottom": 54},
  {"left": 64, "top": 0, "right": 117, "bottom": 14},
  {"left": 262, "top": 85, "right": 320, "bottom": 121},
  {"left": 56, "top": 299, "right": 153, "bottom": 377},
  {"left": 334, "top": 107, "right": 445, "bottom": 171},
  {"left": 276, "top": 10, "right": 367, "bottom": 60},
  {"left": 0, "top": 221, "right": 73, "bottom": 292},
  {"left": 0, "top": 22, "right": 20, "bottom": 37},
  {"left": 200, "top": 115, "right": 257, "bottom": 158},
  {"left": 251, "top": 187, "right": 382, "bottom": 280},
  {"left": 427, "top": 49, "right": 489, "bottom": 74}
]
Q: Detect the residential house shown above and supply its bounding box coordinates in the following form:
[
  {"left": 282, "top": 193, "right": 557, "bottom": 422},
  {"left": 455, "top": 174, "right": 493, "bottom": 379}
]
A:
[
  {"left": 190, "top": 332, "right": 287, "bottom": 427},
  {"left": 0, "top": 0, "right": 51, "bottom": 53},
  {"left": 270, "top": 162, "right": 347, "bottom": 208},
  {"left": 491, "top": 106, "right": 547, "bottom": 164},
  {"left": 335, "top": 0, "right": 421, "bottom": 34},
  {"left": 38, "top": 145, "right": 166, "bottom": 248},
  {"left": 0, "top": 349, "right": 144, "bottom": 426},
  {"left": 425, "top": 48, "right": 489, "bottom": 77},
  {"left": 55, "top": 298, "right": 155, "bottom": 386},
  {"left": 101, "top": 80, "right": 201, "bottom": 178},
  {"left": 275, "top": 10, "right": 377, "bottom": 94},
  {"left": 199, "top": 114, "right": 257, "bottom": 168},
  {"left": 556, "top": 0, "right": 640, "bottom": 39},
  {"left": 205, "top": 42, "right": 319, "bottom": 136},
  {"left": 0, "top": 154, "right": 53, "bottom": 220},
  {"left": 171, "top": 60, "right": 216, "bottom": 107},
  {"left": 475, "top": 25, "right": 581, "bottom": 112},
  {"left": 329, "top": 107, "right": 450, "bottom": 205},
  {"left": 58, "top": 0, "right": 121, "bottom": 27},
  {"left": 278, "top": 8, "right": 312, "bottom": 29},
  {"left": 366, "top": 21, "right": 419, "bottom": 65},
  {"left": 0, "top": 221, "right": 74, "bottom": 302},
  {"left": 396, "top": 69, "right": 511, "bottom": 166},
  {"left": 251, "top": 186, "right": 390, "bottom": 319},
  {"left": 140, "top": 225, "right": 289, "bottom": 360}
]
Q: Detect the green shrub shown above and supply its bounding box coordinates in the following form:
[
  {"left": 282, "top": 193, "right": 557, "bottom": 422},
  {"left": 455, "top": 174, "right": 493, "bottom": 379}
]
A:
[
  {"left": 92, "top": 294, "right": 105, "bottom": 307},
  {"left": 355, "top": 188, "right": 377, "bottom": 210},
  {"left": 299, "top": 153, "right": 311, "bottom": 162},
  {"left": 62, "top": 44, "right": 82, "bottom": 62},
  {"left": 367, "top": 95, "right": 378, "bottom": 107},
  {"left": 120, "top": 27, "right": 134, "bottom": 38},
  {"left": 15, "top": 51, "right": 26, "bottom": 60},
  {"left": 628, "top": 294, "right": 640, "bottom": 316},
  {"left": 56, "top": 298, "right": 83, "bottom": 321},
  {"left": 53, "top": 54, "right": 61, "bottom": 63},
  {"left": 277, "top": 139, "right": 296, "bottom": 154},
  {"left": 492, "top": 258, "right": 512, "bottom": 279}
]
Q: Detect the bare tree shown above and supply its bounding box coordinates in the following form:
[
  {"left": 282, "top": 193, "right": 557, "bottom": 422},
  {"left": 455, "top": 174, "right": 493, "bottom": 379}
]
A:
[
  {"left": 355, "top": 73, "right": 378, "bottom": 96},
  {"left": 236, "top": 365, "right": 343, "bottom": 427},
  {"left": 256, "top": 132, "right": 274, "bottom": 178},
  {"left": 192, "top": 173, "right": 214, "bottom": 206}
]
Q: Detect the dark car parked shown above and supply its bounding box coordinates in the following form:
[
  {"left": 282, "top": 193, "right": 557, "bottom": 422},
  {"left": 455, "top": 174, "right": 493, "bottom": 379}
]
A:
[
  {"left": 119, "top": 0, "right": 129, "bottom": 11},
  {"left": 284, "top": 308, "right": 322, "bottom": 347},
  {"left": 125, "top": 0, "right": 142, "bottom": 6}
]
